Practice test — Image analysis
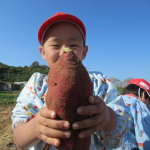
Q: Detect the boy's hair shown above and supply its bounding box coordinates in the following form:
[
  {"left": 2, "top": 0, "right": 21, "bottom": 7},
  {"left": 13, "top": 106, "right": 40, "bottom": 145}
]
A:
[
  {"left": 38, "top": 12, "right": 86, "bottom": 46},
  {"left": 123, "top": 84, "right": 150, "bottom": 100}
]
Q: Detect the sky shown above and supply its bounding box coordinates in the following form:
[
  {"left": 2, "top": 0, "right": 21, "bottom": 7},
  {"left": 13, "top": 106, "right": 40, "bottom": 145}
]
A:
[{"left": 0, "top": 0, "right": 150, "bottom": 82}]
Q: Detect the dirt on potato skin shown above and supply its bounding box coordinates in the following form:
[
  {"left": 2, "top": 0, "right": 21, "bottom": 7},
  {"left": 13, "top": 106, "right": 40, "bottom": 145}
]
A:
[{"left": 0, "top": 106, "right": 24, "bottom": 150}]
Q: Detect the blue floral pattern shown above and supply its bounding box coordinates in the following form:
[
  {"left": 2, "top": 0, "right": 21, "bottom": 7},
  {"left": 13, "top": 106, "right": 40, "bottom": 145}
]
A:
[
  {"left": 11, "top": 72, "right": 129, "bottom": 150},
  {"left": 110, "top": 94, "right": 150, "bottom": 150}
]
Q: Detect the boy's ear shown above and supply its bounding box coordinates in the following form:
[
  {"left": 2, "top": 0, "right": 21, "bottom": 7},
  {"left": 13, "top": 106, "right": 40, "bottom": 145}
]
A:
[
  {"left": 82, "top": 46, "right": 88, "bottom": 60},
  {"left": 142, "top": 91, "right": 146, "bottom": 98},
  {"left": 39, "top": 46, "right": 46, "bottom": 60}
]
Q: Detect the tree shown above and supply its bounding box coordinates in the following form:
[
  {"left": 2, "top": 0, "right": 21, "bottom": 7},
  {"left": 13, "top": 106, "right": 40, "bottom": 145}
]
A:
[
  {"left": 24, "top": 65, "right": 28, "bottom": 68},
  {"left": 30, "top": 61, "right": 39, "bottom": 67},
  {"left": 0, "top": 66, "right": 9, "bottom": 81},
  {"left": 0, "top": 61, "right": 50, "bottom": 82}
]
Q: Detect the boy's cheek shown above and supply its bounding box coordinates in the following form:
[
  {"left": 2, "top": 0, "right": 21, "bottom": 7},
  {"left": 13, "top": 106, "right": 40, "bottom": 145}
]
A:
[
  {"left": 75, "top": 52, "right": 84, "bottom": 61},
  {"left": 46, "top": 53, "right": 60, "bottom": 68}
]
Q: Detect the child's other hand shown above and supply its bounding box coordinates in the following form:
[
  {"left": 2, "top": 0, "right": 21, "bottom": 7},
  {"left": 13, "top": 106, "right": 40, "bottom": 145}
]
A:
[
  {"left": 72, "top": 96, "right": 116, "bottom": 139},
  {"left": 34, "top": 107, "right": 71, "bottom": 146}
]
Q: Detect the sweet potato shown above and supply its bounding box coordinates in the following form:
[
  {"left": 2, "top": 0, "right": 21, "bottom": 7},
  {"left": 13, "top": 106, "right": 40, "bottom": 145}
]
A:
[{"left": 46, "top": 48, "right": 93, "bottom": 150}]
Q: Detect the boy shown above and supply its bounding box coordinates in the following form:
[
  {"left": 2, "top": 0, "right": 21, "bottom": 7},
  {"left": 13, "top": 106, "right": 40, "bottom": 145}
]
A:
[
  {"left": 111, "top": 79, "right": 150, "bottom": 150},
  {"left": 123, "top": 79, "right": 150, "bottom": 108},
  {"left": 12, "top": 12, "right": 129, "bottom": 150}
]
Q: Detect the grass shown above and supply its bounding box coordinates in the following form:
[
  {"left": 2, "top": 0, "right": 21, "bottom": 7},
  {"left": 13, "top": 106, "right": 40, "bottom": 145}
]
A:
[
  {"left": 0, "top": 91, "right": 19, "bottom": 95},
  {"left": 0, "top": 95, "right": 18, "bottom": 101},
  {"left": 117, "top": 87, "right": 124, "bottom": 95},
  {"left": 0, "top": 91, "right": 20, "bottom": 107},
  {"left": 0, "top": 84, "right": 24, "bottom": 107}
]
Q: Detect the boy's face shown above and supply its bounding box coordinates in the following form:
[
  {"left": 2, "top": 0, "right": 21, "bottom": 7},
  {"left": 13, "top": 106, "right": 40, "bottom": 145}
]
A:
[{"left": 39, "top": 22, "right": 88, "bottom": 69}]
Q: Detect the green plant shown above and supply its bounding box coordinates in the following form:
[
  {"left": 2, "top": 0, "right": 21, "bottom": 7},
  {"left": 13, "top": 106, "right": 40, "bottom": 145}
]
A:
[
  {"left": 18, "top": 85, "right": 25, "bottom": 91},
  {"left": 117, "top": 87, "right": 124, "bottom": 95},
  {"left": 0, "top": 91, "right": 19, "bottom": 107}
]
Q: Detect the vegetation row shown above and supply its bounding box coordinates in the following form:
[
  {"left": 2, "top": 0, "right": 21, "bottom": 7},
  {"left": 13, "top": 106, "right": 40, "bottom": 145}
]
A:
[{"left": 0, "top": 61, "right": 50, "bottom": 83}]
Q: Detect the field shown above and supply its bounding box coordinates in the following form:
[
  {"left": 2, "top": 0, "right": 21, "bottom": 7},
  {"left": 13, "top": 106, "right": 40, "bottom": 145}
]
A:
[
  {"left": 0, "top": 91, "right": 22, "bottom": 150},
  {"left": 0, "top": 87, "right": 124, "bottom": 149},
  {"left": 117, "top": 87, "right": 124, "bottom": 95}
]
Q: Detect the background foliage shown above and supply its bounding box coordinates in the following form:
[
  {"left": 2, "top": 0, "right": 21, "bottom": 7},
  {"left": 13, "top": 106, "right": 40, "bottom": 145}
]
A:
[
  {"left": 0, "top": 61, "right": 124, "bottom": 106},
  {"left": 0, "top": 61, "right": 50, "bottom": 82}
]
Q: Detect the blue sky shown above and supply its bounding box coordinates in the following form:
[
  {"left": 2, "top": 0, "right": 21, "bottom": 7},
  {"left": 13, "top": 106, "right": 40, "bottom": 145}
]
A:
[{"left": 0, "top": 0, "right": 150, "bottom": 82}]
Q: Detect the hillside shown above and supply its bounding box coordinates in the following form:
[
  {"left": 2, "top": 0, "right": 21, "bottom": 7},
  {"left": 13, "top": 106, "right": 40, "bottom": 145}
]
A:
[
  {"left": 109, "top": 77, "right": 133, "bottom": 87},
  {"left": 0, "top": 61, "right": 50, "bottom": 82}
]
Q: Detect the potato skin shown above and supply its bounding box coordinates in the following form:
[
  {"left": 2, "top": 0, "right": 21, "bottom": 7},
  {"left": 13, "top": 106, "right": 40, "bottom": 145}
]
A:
[{"left": 46, "top": 48, "right": 93, "bottom": 150}]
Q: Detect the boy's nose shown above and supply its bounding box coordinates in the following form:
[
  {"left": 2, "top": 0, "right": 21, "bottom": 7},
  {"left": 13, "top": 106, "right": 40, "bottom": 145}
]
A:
[{"left": 59, "top": 47, "right": 70, "bottom": 56}]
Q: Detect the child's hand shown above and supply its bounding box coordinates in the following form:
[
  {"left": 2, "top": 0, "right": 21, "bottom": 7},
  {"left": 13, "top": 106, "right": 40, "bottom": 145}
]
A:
[
  {"left": 72, "top": 96, "right": 117, "bottom": 139},
  {"left": 34, "top": 107, "right": 71, "bottom": 146}
]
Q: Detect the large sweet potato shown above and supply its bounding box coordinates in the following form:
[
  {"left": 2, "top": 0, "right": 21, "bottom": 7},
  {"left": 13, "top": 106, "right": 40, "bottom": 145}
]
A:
[{"left": 46, "top": 48, "right": 93, "bottom": 150}]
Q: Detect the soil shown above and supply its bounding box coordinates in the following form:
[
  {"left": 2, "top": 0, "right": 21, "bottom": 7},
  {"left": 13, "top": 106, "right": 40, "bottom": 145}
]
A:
[{"left": 0, "top": 106, "right": 23, "bottom": 150}]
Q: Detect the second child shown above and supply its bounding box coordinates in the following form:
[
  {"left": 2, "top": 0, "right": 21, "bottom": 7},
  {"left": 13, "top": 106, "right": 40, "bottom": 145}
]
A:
[{"left": 111, "top": 79, "right": 150, "bottom": 150}]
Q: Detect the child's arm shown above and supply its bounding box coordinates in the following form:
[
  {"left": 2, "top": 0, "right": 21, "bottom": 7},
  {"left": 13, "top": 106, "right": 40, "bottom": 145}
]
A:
[{"left": 13, "top": 107, "right": 71, "bottom": 149}]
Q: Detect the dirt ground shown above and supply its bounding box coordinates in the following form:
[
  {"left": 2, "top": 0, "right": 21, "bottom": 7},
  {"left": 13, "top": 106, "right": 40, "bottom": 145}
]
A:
[{"left": 0, "top": 106, "right": 23, "bottom": 150}]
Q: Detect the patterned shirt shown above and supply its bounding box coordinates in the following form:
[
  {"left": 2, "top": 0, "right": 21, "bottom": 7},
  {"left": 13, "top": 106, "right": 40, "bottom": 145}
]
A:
[
  {"left": 109, "top": 94, "right": 150, "bottom": 150},
  {"left": 11, "top": 71, "right": 129, "bottom": 150}
]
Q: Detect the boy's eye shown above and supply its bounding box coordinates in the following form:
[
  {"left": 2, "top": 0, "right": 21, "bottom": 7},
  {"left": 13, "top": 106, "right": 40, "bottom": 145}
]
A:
[
  {"left": 52, "top": 45, "right": 59, "bottom": 47},
  {"left": 70, "top": 45, "right": 78, "bottom": 47}
]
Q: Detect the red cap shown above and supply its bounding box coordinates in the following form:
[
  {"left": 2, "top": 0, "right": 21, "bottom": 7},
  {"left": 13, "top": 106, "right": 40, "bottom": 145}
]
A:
[
  {"left": 128, "top": 79, "right": 150, "bottom": 97},
  {"left": 38, "top": 12, "right": 86, "bottom": 45}
]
